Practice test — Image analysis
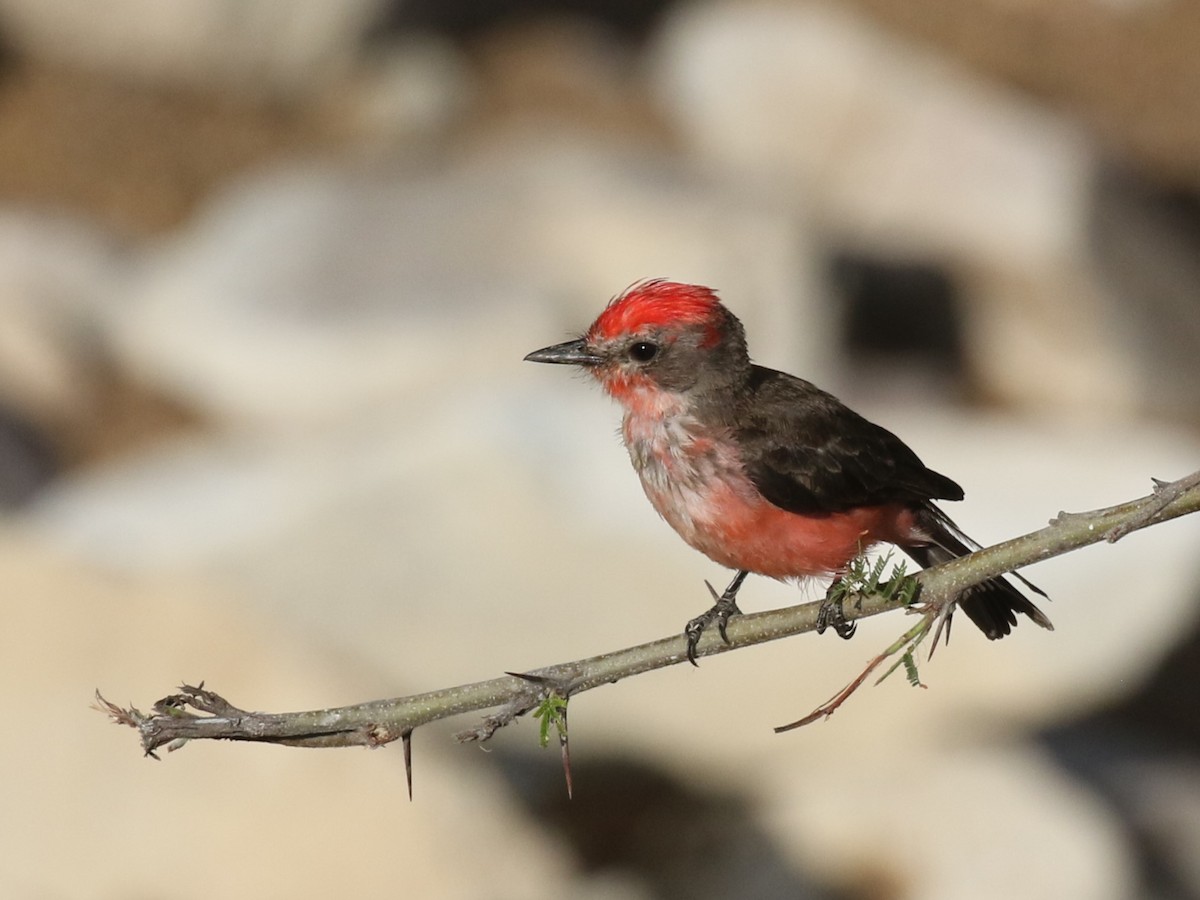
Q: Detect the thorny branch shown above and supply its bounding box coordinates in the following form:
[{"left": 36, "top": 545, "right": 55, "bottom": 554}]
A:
[{"left": 98, "top": 471, "right": 1200, "bottom": 792}]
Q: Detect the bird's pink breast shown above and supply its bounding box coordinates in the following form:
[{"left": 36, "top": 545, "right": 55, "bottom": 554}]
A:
[
  {"left": 680, "top": 480, "right": 911, "bottom": 578},
  {"left": 623, "top": 407, "right": 915, "bottom": 579}
]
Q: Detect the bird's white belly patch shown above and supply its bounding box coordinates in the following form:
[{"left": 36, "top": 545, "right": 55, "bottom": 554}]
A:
[{"left": 622, "top": 411, "right": 750, "bottom": 545}]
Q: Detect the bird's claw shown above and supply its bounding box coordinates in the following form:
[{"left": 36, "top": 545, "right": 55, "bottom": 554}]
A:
[
  {"left": 684, "top": 587, "right": 743, "bottom": 666},
  {"left": 816, "top": 593, "right": 857, "bottom": 640}
]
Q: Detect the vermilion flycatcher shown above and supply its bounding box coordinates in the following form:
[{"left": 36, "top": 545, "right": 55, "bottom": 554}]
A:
[{"left": 526, "top": 280, "right": 1051, "bottom": 662}]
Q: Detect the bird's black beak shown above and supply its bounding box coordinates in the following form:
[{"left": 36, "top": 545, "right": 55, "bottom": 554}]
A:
[{"left": 524, "top": 338, "right": 604, "bottom": 367}]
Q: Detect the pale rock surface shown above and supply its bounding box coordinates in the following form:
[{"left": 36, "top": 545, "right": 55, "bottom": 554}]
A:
[
  {"left": 0, "top": 0, "right": 388, "bottom": 98},
  {"left": 650, "top": 0, "right": 1138, "bottom": 415},
  {"left": 764, "top": 742, "right": 1135, "bottom": 900},
  {"left": 0, "top": 532, "right": 587, "bottom": 899},
  {"left": 653, "top": 1, "right": 1090, "bottom": 266},
  {"left": 1109, "top": 754, "right": 1200, "bottom": 896},
  {"left": 0, "top": 211, "right": 129, "bottom": 426},
  {"left": 339, "top": 34, "right": 476, "bottom": 147},
  {"left": 109, "top": 135, "right": 824, "bottom": 426}
]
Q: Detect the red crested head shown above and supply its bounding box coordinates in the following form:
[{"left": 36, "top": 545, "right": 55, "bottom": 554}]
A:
[
  {"left": 587, "top": 280, "right": 725, "bottom": 346},
  {"left": 524, "top": 279, "right": 750, "bottom": 409}
]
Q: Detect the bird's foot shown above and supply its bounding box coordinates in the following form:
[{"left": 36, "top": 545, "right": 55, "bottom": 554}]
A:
[
  {"left": 816, "top": 585, "right": 857, "bottom": 640},
  {"left": 684, "top": 580, "right": 743, "bottom": 666}
]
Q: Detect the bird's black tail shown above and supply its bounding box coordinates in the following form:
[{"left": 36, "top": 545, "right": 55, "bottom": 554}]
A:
[{"left": 905, "top": 504, "right": 1053, "bottom": 640}]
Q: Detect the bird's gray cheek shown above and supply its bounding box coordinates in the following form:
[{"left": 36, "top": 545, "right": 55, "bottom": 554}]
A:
[{"left": 657, "top": 364, "right": 700, "bottom": 393}]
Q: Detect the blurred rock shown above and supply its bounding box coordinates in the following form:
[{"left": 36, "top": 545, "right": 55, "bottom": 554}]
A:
[
  {"left": 1090, "top": 166, "right": 1200, "bottom": 426},
  {"left": 650, "top": 0, "right": 1136, "bottom": 416},
  {"left": 0, "top": 406, "right": 56, "bottom": 507},
  {"left": 842, "top": 0, "right": 1200, "bottom": 185},
  {"left": 828, "top": 251, "right": 968, "bottom": 401},
  {"left": 0, "top": 532, "right": 584, "bottom": 899},
  {"left": 336, "top": 33, "right": 474, "bottom": 149},
  {"left": 0, "top": 209, "right": 202, "bottom": 475},
  {"left": 653, "top": 1, "right": 1090, "bottom": 267},
  {"left": 502, "top": 752, "right": 839, "bottom": 900},
  {"left": 0, "top": 210, "right": 184, "bottom": 476},
  {"left": 0, "top": 211, "right": 128, "bottom": 426},
  {"left": 1115, "top": 755, "right": 1200, "bottom": 899},
  {"left": 0, "top": 64, "right": 345, "bottom": 237},
  {"left": 465, "top": 18, "right": 660, "bottom": 142},
  {"left": 1046, "top": 578, "right": 1200, "bottom": 898},
  {"left": 765, "top": 741, "right": 1135, "bottom": 900},
  {"left": 1102, "top": 595, "right": 1200, "bottom": 754},
  {"left": 0, "top": 0, "right": 389, "bottom": 99},
  {"left": 377, "top": 0, "right": 675, "bottom": 41},
  {"left": 1044, "top": 719, "right": 1200, "bottom": 900},
  {"left": 107, "top": 134, "right": 822, "bottom": 426}
]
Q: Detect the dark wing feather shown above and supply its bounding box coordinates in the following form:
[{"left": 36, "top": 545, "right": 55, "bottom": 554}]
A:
[{"left": 733, "top": 366, "right": 963, "bottom": 515}]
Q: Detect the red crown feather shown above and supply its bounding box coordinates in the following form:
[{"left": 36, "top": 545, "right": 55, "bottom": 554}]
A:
[{"left": 587, "top": 280, "right": 724, "bottom": 344}]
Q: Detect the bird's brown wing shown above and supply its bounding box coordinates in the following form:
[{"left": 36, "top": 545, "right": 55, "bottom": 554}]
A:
[{"left": 733, "top": 366, "right": 963, "bottom": 515}]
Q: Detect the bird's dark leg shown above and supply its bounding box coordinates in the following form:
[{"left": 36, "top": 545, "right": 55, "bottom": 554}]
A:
[
  {"left": 816, "top": 576, "right": 857, "bottom": 640},
  {"left": 684, "top": 570, "right": 749, "bottom": 666}
]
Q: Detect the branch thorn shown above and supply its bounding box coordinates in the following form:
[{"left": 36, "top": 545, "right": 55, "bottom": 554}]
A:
[{"left": 402, "top": 729, "right": 413, "bottom": 801}]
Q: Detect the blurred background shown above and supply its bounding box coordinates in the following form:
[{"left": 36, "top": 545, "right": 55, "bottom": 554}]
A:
[{"left": 2, "top": 0, "right": 1199, "bottom": 897}]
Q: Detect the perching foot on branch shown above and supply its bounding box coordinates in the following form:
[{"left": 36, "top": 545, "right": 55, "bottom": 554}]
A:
[
  {"left": 816, "top": 578, "right": 858, "bottom": 640},
  {"left": 684, "top": 570, "right": 749, "bottom": 665}
]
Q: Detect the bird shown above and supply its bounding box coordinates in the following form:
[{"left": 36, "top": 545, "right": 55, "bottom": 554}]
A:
[{"left": 525, "top": 279, "right": 1051, "bottom": 663}]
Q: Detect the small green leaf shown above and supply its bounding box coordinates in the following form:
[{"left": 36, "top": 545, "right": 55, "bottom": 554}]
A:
[
  {"left": 873, "top": 616, "right": 933, "bottom": 687},
  {"left": 901, "top": 651, "right": 923, "bottom": 688},
  {"left": 532, "top": 693, "right": 569, "bottom": 749},
  {"left": 838, "top": 550, "right": 920, "bottom": 607}
]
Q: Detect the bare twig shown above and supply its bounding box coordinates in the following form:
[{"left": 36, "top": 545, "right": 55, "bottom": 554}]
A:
[
  {"left": 98, "top": 470, "right": 1200, "bottom": 771},
  {"left": 774, "top": 611, "right": 933, "bottom": 732},
  {"left": 1104, "top": 470, "right": 1200, "bottom": 542}
]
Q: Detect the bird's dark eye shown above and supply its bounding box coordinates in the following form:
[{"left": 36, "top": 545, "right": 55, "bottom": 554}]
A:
[{"left": 628, "top": 341, "right": 659, "bottom": 363}]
